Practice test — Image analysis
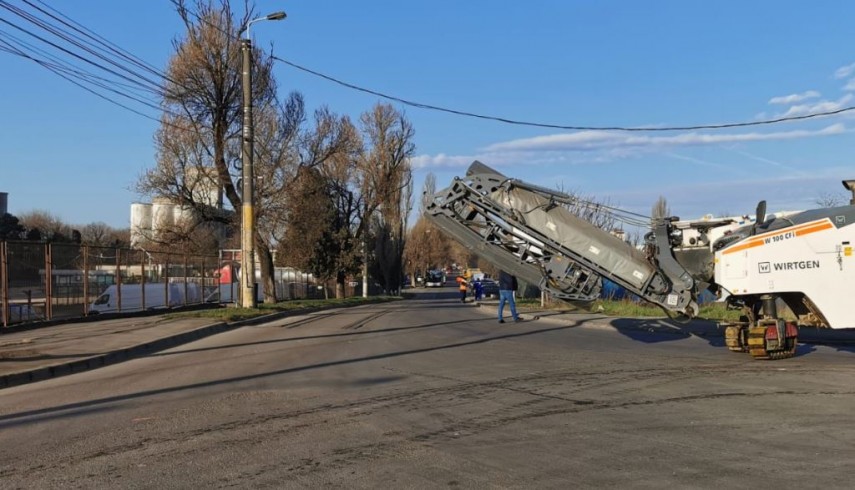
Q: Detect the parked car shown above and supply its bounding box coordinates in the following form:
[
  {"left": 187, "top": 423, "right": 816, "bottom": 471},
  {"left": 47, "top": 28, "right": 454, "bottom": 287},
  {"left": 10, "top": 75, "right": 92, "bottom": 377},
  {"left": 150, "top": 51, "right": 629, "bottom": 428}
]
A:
[
  {"left": 478, "top": 278, "right": 500, "bottom": 298},
  {"left": 425, "top": 270, "right": 445, "bottom": 287}
]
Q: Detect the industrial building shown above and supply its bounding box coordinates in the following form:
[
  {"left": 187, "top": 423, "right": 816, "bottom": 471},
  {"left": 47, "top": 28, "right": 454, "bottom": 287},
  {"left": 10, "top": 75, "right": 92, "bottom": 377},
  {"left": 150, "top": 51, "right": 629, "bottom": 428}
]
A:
[{"left": 129, "top": 167, "right": 227, "bottom": 248}]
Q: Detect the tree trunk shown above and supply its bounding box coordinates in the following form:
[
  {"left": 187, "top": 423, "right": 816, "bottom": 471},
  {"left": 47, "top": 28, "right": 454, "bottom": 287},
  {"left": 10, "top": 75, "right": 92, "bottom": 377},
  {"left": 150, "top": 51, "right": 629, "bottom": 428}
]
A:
[
  {"left": 335, "top": 271, "right": 346, "bottom": 299},
  {"left": 256, "top": 238, "right": 277, "bottom": 303}
]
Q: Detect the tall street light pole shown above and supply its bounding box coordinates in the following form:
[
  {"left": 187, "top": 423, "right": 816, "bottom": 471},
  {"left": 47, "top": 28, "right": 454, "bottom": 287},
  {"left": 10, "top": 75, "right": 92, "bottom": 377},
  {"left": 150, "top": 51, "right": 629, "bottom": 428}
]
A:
[{"left": 239, "top": 11, "right": 286, "bottom": 308}]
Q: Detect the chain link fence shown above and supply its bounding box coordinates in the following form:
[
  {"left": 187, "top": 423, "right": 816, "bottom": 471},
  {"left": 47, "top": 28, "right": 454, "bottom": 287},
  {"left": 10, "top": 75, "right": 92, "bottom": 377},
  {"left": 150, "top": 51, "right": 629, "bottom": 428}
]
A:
[{"left": 1, "top": 243, "right": 318, "bottom": 327}]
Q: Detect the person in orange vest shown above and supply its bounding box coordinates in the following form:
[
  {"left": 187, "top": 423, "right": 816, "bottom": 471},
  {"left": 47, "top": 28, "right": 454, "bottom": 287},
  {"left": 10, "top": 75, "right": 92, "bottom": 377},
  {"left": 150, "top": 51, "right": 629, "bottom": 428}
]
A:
[{"left": 456, "top": 275, "right": 468, "bottom": 303}]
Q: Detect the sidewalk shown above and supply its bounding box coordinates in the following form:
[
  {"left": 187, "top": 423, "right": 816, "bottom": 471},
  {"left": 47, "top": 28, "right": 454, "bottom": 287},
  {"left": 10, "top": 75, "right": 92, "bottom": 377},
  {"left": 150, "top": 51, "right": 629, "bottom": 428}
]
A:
[
  {"left": 0, "top": 300, "right": 399, "bottom": 390},
  {"left": 0, "top": 314, "right": 233, "bottom": 389}
]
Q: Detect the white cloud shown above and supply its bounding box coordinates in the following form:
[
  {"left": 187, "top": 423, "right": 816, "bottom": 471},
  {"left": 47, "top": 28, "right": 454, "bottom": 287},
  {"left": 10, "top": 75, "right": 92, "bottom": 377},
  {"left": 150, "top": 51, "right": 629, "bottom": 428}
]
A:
[
  {"left": 483, "top": 124, "right": 846, "bottom": 153},
  {"left": 778, "top": 93, "right": 853, "bottom": 118},
  {"left": 768, "top": 91, "right": 820, "bottom": 105},
  {"left": 411, "top": 150, "right": 605, "bottom": 170},
  {"left": 484, "top": 131, "right": 616, "bottom": 152},
  {"left": 835, "top": 63, "right": 855, "bottom": 79},
  {"left": 844, "top": 78, "right": 855, "bottom": 91},
  {"left": 411, "top": 124, "right": 847, "bottom": 172},
  {"left": 410, "top": 153, "right": 475, "bottom": 169}
]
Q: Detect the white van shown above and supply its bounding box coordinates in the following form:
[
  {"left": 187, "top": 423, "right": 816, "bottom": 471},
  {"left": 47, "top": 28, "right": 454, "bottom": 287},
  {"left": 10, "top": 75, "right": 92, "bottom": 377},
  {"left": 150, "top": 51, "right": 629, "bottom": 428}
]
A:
[
  {"left": 90, "top": 283, "right": 201, "bottom": 314},
  {"left": 206, "top": 283, "right": 263, "bottom": 303}
]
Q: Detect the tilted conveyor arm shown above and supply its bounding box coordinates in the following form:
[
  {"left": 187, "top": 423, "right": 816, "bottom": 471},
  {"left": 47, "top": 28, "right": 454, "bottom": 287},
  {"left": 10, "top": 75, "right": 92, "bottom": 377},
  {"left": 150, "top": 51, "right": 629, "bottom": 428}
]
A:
[{"left": 424, "top": 161, "right": 700, "bottom": 317}]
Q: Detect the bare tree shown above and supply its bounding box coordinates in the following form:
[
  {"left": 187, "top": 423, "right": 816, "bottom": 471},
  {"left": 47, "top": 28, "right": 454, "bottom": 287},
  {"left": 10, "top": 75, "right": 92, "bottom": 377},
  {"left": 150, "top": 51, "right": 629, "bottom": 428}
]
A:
[
  {"left": 79, "top": 222, "right": 113, "bottom": 246},
  {"left": 17, "top": 210, "right": 75, "bottom": 241},
  {"left": 815, "top": 191, "right": 847, "bottom": 208},
  {"left": 420, "top": 172, "right": 436, "bottom": 211},
  {"left": 276, "top": 109, "right": 364, "bottom": 298},
  {"left": 361, "top": 104, "right": 415, "bottom": 294},
  {"left": 406, "top": 173, "right": 437, "bottom": 280},
  {"left": 277, "top": 103, "right": 416, "bottom": 297},
  {"left": 404, "top": 173, "right": 457, "bottom": 283},
  {"left": 136, "top": 0, "right": 290, "bottom": 300},
  {"left": 79, "top": 222, "right": 130, "bottom": 247},
  {"left": 651, "top": 195, "right": 670, "bottom": 221},
  {"left": 553, "top": 183, "right": 621, "bottom": 231},
  {"left": 371, "top": 176, "right": 413, "bottom": 295},
  {"left": 403, "top": 217, "right": 431, "bottom": 282}
]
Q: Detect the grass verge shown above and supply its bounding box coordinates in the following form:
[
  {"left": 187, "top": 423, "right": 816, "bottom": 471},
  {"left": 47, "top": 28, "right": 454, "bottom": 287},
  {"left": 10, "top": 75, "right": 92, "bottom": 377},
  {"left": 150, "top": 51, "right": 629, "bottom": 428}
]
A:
[
  {"left": 165, "top": 296, "right": 402, "bottom": 322},
  {"left": 515, "top": 297, "right": 742, "bottom": 322}
]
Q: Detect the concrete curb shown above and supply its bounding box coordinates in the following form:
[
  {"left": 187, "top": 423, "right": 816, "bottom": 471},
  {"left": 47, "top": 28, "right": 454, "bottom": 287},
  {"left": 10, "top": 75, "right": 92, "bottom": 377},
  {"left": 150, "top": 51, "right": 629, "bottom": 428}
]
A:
[{"left": 0, "top": 321, "right": 228, "bottom": 390}]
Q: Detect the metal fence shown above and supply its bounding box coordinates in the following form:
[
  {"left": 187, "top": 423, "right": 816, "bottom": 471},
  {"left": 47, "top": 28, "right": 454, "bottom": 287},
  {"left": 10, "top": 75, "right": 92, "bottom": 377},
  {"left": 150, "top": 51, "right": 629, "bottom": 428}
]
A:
[
  {"left": 0, "top": 242, "right": 318, "bottom": 328},
  {"left": 0, "top": 242, "right": 216, "bottom": 327}
]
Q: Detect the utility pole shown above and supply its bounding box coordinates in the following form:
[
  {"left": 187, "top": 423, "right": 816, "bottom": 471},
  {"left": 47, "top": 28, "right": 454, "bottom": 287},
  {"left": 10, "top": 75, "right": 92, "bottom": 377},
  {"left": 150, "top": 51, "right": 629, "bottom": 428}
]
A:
[
  {"left": 362, "top": 238, "right": 368, "bottom": 298},
  {"left": 239, "top": 11, "right": 286, "bottom": 309},
  {"left": 240, "top": 36, "right": 257, "bottom": 308}
]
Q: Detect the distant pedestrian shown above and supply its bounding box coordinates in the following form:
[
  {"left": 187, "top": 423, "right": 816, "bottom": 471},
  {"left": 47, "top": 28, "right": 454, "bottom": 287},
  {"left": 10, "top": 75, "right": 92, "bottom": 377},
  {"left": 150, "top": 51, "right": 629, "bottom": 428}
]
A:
[
  {"left": 473, "top": 278, "right": 484, "bottom": 302},
  {"left": 497, "top": 270, "right": 521, "bottom": 323},
  {"left": 456, "top": 275, "right": 468, "bottom": 303}
]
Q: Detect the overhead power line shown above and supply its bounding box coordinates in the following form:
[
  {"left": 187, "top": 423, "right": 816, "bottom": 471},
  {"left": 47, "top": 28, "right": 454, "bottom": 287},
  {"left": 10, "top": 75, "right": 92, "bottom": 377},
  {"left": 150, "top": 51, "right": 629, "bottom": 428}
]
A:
[
  {"left": 273, "top": 56, "right": 855, "bottom": 132},
  {"left": 0, "top": 0, "right": 220, "bottom": 131},
  {"left": 5, "top": 0, "right": 851, "bottom": 136},
  {"left": 25, "top": 0, "right": 176, "bottom": 87},
  {"left": 180, "top": 7, "right": 855, "bottom": 133}
]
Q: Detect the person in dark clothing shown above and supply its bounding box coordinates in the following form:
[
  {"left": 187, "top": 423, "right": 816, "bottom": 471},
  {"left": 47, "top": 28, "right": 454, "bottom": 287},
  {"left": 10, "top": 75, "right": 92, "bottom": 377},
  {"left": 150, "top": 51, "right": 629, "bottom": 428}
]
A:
[
  {"left": 473, "top": 278, "right": 484, "bottom": 302},
  {"left": 497, "top": 270, "right": 521, "bottom": 323}
]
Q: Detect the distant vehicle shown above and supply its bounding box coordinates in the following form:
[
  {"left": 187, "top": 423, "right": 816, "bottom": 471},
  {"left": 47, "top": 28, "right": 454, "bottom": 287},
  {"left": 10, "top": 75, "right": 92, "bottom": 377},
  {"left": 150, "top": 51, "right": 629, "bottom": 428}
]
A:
[
  {"left": 425, "top": 270, "right": 445, "bottom": 287},
  {"left": 209, "top": 283, "right": 263, "bottom": 303},
  {"left": 7, "top": 303, "right": 41, "bottom": 322},
  {"left": 90, "top": 283, "right": 202, "bottom": 314},
  {"left": 479, "top": 278, "right": 500, "bottom": 298},
  {"left": 464, "top": 268, "right": 485, "bottom": 281}
]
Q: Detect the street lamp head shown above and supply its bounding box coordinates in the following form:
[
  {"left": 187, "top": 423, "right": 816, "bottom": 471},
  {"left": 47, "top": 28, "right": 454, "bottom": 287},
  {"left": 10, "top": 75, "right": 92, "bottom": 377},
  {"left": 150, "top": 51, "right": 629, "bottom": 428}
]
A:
[{"left": 243, "top": 11, "right": 287, "bottom": 39}]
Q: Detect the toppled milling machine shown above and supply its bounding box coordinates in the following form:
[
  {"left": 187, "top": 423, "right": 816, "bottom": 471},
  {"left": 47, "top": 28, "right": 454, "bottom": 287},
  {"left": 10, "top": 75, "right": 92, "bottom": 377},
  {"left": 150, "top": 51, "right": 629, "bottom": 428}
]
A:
[{"left": 425, "top": 161, "right": 855, "bottom": 360}]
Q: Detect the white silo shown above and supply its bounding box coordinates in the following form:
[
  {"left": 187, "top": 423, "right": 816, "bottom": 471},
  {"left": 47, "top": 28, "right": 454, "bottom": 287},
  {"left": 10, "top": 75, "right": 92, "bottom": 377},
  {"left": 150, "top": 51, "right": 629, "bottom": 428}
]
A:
[
  {"left": 173, "top": 203, "right": 195, "bottom": 227},
  {"left": 152, "top": 197, "right": 175, "bottom": 240},
  {"left": 187, "top": 166, "right": 222, "bottom": 207},
  {"left": 130, "top": 202, "right": 153, "bottom": 247}
]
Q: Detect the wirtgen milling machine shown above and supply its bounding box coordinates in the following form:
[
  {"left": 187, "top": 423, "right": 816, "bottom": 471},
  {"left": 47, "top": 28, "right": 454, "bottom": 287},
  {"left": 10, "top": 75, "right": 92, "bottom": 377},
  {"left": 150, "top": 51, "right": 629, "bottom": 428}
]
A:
[{"left": 425, "top": 161, "right": 855, "bottom": 360}]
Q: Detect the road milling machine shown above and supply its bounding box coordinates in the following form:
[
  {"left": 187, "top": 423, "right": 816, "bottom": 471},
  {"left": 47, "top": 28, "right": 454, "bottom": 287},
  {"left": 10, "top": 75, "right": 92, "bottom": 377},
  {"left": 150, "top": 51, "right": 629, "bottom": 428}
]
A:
[{"left": 424, "top": 161, "right": 855, "bottom": 360}]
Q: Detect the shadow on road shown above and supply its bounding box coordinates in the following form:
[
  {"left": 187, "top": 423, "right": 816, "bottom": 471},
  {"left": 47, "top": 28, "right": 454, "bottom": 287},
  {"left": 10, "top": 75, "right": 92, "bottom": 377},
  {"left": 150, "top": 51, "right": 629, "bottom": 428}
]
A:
[
  {"left": 609, "top": 318, "right": 725, "bottom": 347},
  {"left": 0, "top": 318, "right": 588, "bottom": 429},
  {"left": 609, "top": 317, "right": 855, "bottom": 359}
]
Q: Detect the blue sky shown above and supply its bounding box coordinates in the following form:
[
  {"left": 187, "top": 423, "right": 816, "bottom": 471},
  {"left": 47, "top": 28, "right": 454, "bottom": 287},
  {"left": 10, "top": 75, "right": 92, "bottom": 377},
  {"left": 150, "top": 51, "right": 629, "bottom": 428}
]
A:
[{"left": 2, "top": 0, "right": 855, "bottom": 230}]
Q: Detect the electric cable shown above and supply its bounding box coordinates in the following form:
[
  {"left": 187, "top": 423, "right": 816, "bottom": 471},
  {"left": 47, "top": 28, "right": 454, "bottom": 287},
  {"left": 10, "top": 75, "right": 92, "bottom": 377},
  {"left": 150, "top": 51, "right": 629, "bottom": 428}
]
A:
[
  {"left": 0, "top": 3, "right": 234, "bottom": 131},
  {"left": 273, "top": 56, "right": 855, "bottom": 132}
]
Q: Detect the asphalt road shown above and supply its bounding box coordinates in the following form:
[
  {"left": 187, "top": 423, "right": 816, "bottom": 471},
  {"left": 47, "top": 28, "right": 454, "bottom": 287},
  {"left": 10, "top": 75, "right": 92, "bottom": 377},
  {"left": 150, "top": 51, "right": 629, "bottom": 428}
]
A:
[{"left": 2, "top": 289, "right": 855, "bottom": 489}]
